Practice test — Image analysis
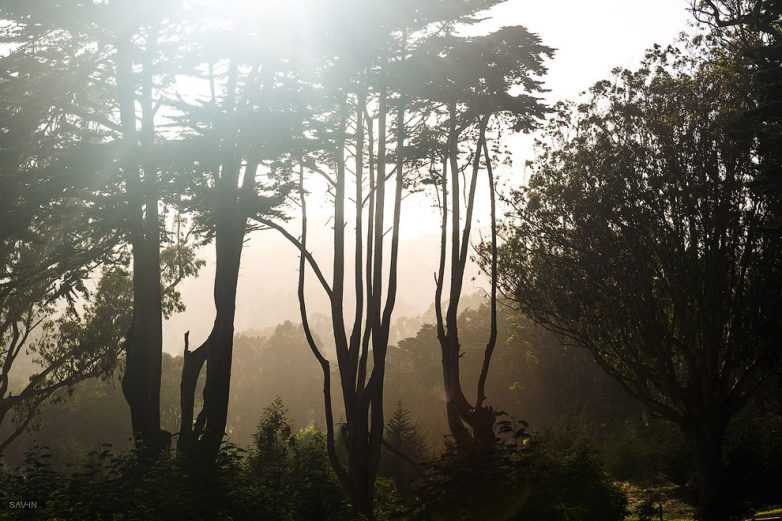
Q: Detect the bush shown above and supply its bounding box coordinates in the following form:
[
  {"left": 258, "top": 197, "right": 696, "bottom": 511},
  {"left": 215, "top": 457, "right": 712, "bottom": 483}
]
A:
[
  {"left": 0, "top": 442, "right": 258, "bottom": 520},
  {"left": 411, "top": 419, "right": 627, "bottom": 521},
  {"left": 600, "top": 420, "right": 693, "bottom": 486},
  {"left": 249, "top": 398, "right": 351, "bottom": 520},
  {"left": 633, "top": 497, "right": 660, "bottom": 521},
  {"left": 722, "top": 408, "right": 782, "bottom": 513}
]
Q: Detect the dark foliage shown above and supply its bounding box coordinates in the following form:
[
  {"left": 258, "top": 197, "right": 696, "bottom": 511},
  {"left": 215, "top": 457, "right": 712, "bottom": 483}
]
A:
[
  {"left": 0, "top": 402, "right": 351, "bottom": 520},
  {"left": 410, "top": 419, "right": 627, "bottom": 521}
]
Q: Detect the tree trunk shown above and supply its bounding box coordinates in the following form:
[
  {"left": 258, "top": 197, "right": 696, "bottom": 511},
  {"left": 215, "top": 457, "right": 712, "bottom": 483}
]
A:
[
  {"left": 196, "top": 209, "right": 245, "bottom": 462},
  {"left": 116, "top": 34, "right": 167, "bottom": 457},
  {"left": 440, "top": 334, "right": 473, "bottom": 447},
  {"left": 347, "top": 427, "right": 376, "bottom": 521},
  {"left": 178, "top": 58, "right": 252, "bottom": 463},
  {"left": 436, "top": 113, "right": 495, "bottom": 451},
  {"left": 439, "top": 333, "right": 495, "bottom": 449},
  {"left": 178, "top": 331, "right": 207, "bottom": 453},
  {"left": 682, "top": 419, "right": 728, "bottom": 521},
  {"left": 122, "top": 241, "right": 166, "bottom": 455}
]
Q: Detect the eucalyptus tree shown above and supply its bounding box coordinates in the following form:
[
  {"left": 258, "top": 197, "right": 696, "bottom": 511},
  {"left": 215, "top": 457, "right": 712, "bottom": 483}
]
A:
[
  {"left": 256, "top": 1, "right": 528, "bottom": 516},
  {"left": 0, "top": 256, "right": 198, "bottom": 456},
  {"left": 0, "top": 2, "right": 125, "bottom": 455},
  {"left": 493, "top": 39, "right": 782, "bottom": 520},
  {"left": 0, "top": 0, "right": 203, "bottom": 454},
  {"left": 404, "top": 28, "right": 552, "bottom": 449},
  {"left": 256, "top": 8, "right": 411, "bottom": 516},
  {"left": 173, "top": 2, "right": 301, "bottom": 463}
]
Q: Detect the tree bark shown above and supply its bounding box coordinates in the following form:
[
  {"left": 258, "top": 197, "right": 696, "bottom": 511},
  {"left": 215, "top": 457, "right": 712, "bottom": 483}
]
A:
[
  {"left": 178, "top": 331, "right": 207, "bottom": 452},
  {"left": 682, "top": 419, "right": 728, "bottom": 521},
  {"left": 435, "top": 113, "right": 495, "bottom": 450},
  {"left": 198, "top": 207, "right": 245, "bottom": 460},
  {"left": 116, "top": 33, "right": 168, "bottom": 456}
]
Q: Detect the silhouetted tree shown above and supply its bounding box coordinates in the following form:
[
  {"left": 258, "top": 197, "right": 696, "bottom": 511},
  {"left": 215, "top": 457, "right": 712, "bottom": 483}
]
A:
[
  {"left": 0, "top": 270, "right": 125, "bottom": 454},
  {"left": 493, "top": 38, "right": 782, "bottom": 520},
  {"left": 691, "top": 1, "right": 781, "bottom": 209},
  {"left": 0, "top": 1, "right": 137, "bottom": 455},
  {"left": 258, "top": 2, "right": 534, "bottom": 516},
  {"left": 405, "top": 26, "right": 552, "bottom": 449},
  {"left": 173, "top": 4, "right": 297, "bottom": 463},
  {"left": 0, "top": 0, "right": 205, "bottom": 455}
]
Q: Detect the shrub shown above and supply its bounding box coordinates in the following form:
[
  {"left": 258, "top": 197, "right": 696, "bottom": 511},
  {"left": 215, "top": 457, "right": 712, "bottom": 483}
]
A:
[{"left": 411, "top": 418, "right": 627, "bottom": 521}]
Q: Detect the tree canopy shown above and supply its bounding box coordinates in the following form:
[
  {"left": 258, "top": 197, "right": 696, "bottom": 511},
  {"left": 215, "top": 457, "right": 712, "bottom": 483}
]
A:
[{"left": 492, "top": 35, "right": 782, "bottom": 520}]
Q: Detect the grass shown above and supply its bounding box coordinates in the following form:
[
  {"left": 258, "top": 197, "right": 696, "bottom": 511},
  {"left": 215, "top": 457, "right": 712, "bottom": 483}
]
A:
[
  {"left": 620, "top": 483, "right": 782, "bottom": 521},
  {"left": 755, "top": 507, "right": 782, "bottom": 515},
  {"left": 620, "top": 482, "right": 695, "bottom": 521}
]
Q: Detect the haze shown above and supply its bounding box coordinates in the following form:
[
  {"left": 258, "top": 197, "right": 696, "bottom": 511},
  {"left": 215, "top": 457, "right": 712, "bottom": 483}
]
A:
[{"left": 164, "top": 0, "right": 691, "bottom": 353}]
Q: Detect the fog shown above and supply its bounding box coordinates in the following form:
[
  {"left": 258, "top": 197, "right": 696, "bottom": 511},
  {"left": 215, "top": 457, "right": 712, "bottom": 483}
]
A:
[
  {"left": 10, "top": 1, "right": 775, "bottom": 519},
  {"left": 163, "top": 0, "right": 691, "bottom": 354}
]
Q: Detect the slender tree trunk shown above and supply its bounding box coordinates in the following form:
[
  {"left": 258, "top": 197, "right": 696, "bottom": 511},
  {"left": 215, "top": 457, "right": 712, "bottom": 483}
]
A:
[
  {"left": 116, "top": 34, "right": 167, "bottom": 456},
  {"left": 178, "top": 210, "right": 245, "bottom": 464},
  {"left": 352, "top": 90, "right": 377, "bottom": 519},
  {"left": 177, "top": 60, "right": 254, "bottom": 464},
  {"left": 348, "top": 85, "right": 377, "bottom": 520},
  {"left": 440, "top": 103, "right": 474, "bottom": 448},
  {"left": 189, "top": 160, "right": 255, "bottom": 462},
  {"left": 472, "top": 135, "right": 499, "bottom": 447},
  {"left": 436, "top": 112, "right": 495, "bottom": 450},
  {"left": 294, "top": 160, "right": 348, "bottom": 490},
  {"left": 199, "top": 214, "right": 244, "bottom": 459},
  {"left": 272, "top": 57, "right": 405, "bottom": 520}
]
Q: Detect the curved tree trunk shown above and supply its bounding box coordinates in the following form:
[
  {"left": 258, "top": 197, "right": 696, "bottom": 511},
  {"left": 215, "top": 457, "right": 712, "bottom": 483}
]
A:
[
  {"left": 267, "top": 63, "right": 405, "bottom": 520},
  {"left": 435, "top": 112, "right": 496, "bottom": 451},
  {"left": 178, "top": 164, "right": 253, "bottom": 463},
  {"left": 176, "top": 59, "right": 258, "bottom": 465},
  {"left": 198, "top": 213, "right": 245, "bottom": 461}
]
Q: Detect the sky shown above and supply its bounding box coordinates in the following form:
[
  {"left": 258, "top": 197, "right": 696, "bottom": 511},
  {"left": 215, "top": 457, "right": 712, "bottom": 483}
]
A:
[{"left": 161, "top": 0, "right": 694, "bottom": 353}]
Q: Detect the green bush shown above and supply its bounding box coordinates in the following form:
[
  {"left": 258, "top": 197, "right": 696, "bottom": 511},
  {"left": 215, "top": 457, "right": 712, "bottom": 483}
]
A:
[
  {"left": 247, "top": 398, "right": 351, "bottom": 520},
  {"left": 0, "top": 443, "right": 257, "bottom": 520},
  {"left": 411, "top": 419, "right": 627, "bottom": 521},
  {"left": 599, "top": 420, "right": 693, "bottom": 486},
  {"left": 0, "top": 400, "right": 350, "bottom": 521}
]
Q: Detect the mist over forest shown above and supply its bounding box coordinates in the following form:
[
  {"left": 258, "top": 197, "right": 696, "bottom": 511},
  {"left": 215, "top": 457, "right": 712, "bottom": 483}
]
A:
[
  {"left": 1, "top": 1, "right": 781, "bottom": 521},
  {"left": 160, "top": 229, "right": 475, "bottom": 353}
]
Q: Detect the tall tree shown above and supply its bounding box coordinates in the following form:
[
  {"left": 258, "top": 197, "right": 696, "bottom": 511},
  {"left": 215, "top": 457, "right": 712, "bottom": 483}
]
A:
[
  {"left": 493, "top": 38, "right": 782, "bottom": 520},
  {"left": 0, "top": 2, "right": 124, "bottom": 454},
  {"left": 175, "top": 4, "right": 298, "bottom": 462},
  {"left": 405, "top": 27, "right": 551, "bottom": 449},
  {"left": 0, "top": 0, "right": 203, "bottom": 454},
  {"left": 257, "top": 2, "right": 519, "bottom": 515}
]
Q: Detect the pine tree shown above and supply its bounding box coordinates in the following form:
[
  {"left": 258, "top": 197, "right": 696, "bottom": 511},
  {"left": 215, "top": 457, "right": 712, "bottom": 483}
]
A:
[{"left": 385, "top": 401, "right": 429, "bottom": 464}]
